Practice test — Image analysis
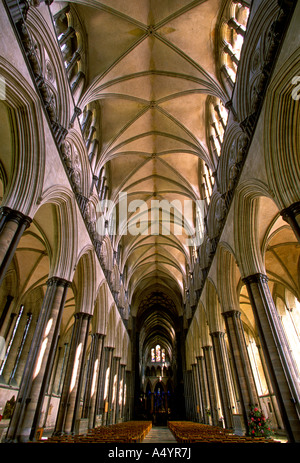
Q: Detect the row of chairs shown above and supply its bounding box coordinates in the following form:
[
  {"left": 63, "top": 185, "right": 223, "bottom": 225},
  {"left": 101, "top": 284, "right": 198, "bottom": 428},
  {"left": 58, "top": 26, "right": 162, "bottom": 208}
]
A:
[
  {"left": 44, "top": 421, "right": 152, "bottom": 444},
  {"left": 168, "top": 421, "right": 280, "bottom": 444}
]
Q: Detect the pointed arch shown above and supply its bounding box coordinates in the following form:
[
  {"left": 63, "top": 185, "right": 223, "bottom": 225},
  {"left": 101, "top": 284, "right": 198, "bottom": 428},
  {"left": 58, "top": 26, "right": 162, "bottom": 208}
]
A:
[
  {"left": 0, "top": 57, "right": 45, "bottom": 217},
  {"left": 36, "top": 185, "right": 78, "bottom": 281}
]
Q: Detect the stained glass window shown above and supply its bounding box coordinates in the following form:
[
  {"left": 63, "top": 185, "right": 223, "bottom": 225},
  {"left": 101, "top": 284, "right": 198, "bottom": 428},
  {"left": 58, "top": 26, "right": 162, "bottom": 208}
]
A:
[
  {"left": 156, "top": 345, "right": 161, "bottom": 362},
  {"left": 151, "top": 344, "right": 166, "bottom": 362},
  {"left": 151, "top": 348, "right": 155, "bottom": 362}
]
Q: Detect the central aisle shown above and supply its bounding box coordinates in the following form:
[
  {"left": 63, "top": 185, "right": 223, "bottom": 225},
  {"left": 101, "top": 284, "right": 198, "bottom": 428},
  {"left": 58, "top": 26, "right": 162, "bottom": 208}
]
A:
[{"left": 142, "top": 426, "right": 177, "bottom": 444}]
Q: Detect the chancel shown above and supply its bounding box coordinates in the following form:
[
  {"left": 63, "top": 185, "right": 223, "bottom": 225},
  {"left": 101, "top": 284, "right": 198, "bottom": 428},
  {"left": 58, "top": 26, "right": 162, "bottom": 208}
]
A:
[{"left": 0, "top": 0, "right": 299, "bottom": 445}]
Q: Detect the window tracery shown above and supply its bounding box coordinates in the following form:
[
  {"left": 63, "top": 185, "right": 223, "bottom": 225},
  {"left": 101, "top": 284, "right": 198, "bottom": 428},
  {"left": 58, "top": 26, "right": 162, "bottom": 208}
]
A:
[
  {"left": 220, "top": 1, "right": 250, "bottom": 89},
  {"left": 53, "top": 5, "right": 86, "bottom": 100},
  {"left": 150, "top": 344, "right": 166, "bottom": 364}
]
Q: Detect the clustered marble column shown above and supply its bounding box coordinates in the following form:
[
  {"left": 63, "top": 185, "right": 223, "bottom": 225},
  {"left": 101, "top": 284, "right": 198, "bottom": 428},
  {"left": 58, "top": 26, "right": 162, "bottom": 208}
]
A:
[
  {"left": 243, "top": 273, "right": 300, "bottom": 443},
  {"left": 196, "top": 355, "right": 210, "bottom": 424},
  {"left": 82, "top": 333, "right": 105, "bottom": 426},
  {"left": 222, "top": 309, "right": 259, "bottom": 429},
  {"left": 0, "top": 207, "right": 32, "bottom": 286},
  {"left": 210, "top": 331, "right": 234, "bottom": 429},
  {"left": 191, "top": 363, "right": 202, "bottom": 421},
  {"left": 280, "top": 201, "right": 300, "bottom": 243},
  {"left": 101, "top": 346, "right": 114, "bottom": 425},
  {"left": 6, "top": 277, "right": 70, "bottom": 442},
  {"left": 54, "top": 312, "right": 91, "bottom": 435},
  {"left": 202, "top": 346, "right": 219, "bottom": 426}
]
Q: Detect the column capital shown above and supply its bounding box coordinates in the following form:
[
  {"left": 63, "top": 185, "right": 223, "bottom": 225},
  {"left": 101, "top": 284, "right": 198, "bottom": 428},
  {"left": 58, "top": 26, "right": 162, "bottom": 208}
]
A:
[
  {"left": 46, "top": 276, "right": 71, "bottom": 288},
  {"left": 210, "top": 331, "right": 225, "bottom": 339},
  {"left": 91, "top": 332, "right": 105, "bottom": 340},
  {"left": 280, "top": 201, "right": 300, "bottom": 242},
  {"left": 104, "top": 346, "right": 114, "bottom": 352},
  {"left": 280, "top": 201, "right": 300, "bottom": 219},
  {"left": 0, "top": 206, "right": 32, "bottom": 228},
  {"left": 74, "top": 311, "right": 92, "bottom": 321},
  {"left": 242, "top": 272, "right": 268, "bottom": 285},
  {"left": 222, "top": 309, "right": 242, "bottom": 320},
  {"left": 202, "top": 345, "right": 213, "bottom": 352}
]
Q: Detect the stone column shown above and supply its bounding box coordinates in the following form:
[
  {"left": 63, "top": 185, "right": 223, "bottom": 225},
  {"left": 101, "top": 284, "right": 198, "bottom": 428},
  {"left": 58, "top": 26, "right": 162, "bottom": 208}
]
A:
[
  {"left": 203, "top": 346, "right": 219, "bottom": 425},
  {"left": 12, "top": 310, "right": 38, "bottom": 387},
  {"left": 111, "top": 356, "right": 121, "bottom": 424},
  {"left": 125, "top": 369, "right": 132, "bottom": 421},
  {"left": 107, "top": 356, "right": 116, "bottom": 424},
  {"left": 58, "top": 26, "right": 76, "bottom": 47},
  {"left": 190, "top": 368, "right": 197, "bottom": 421},
  {"left": 183, "top": 371, "right": 191, "bottom": 420},
  {"left": 192, "top": 364, "right": 201, "bottom": 422},
  {"left": 71, "top": 71, "right": 85, "bottom": 93},
  {"left": 54, "top": 312, "right": 91, "bottom": 435},
  {"left": 0, "top": 306, "right": 23, "bottom": 381},
  {"left": 102, "top": 347, "right": 114, "bottom": 425},
  {"left": 0, "top": 207, "right": 32, "bottom": 286},
  {"left": 227, "top": 17, "right": 246, "bottom": 36},
  {"left": 117, "top": 364, "right": 126, "bottom": 422},
  {"left": 5, "top": 277, "right": 70, "bottom": 442},
  {"left": 93, "top": 337, "right": 107, "bottom": 426},
  {"left": 280, "top": 201, "right": 300, "bottom": 243},
  {"left": 7, "top": 311, "right": 33, "bottom": 386},
  {"left": 117, "top": 360, "right": 125, "bottom": 423},
  {"left": 82, "top": 333, "right": 101, "bottom": 419},
  {"left": 87, "top": 333, "right": 104, "bottom": 429},
  {"left": 256, "top": 342, "right": 283, "bottom": 429},
  {"left": 72, "top": 314, "right": 92, "bottom": 431},
  {"left": 222, "top": 310, "right": 259, "bottom": 428},
  {"left": 0, "top": 295, "right": 14, "bottom": 334},
  {"left": 186, "top": 370, "right": 196, "bottom": 421},
  {"left": 66, "top": 50, "right": 81, "bottom": 76},
  {"left": 42, "top": 345, "right": 62, "bottom": 428},
  {"left": 210, "top": 331, "right": 234, "bottom": 429},
  {"left": 243, "top": 273, "right": 300, "bottom": 443},
  {"left": 197, "top": 355, "right": 210, "bottom": 424}
]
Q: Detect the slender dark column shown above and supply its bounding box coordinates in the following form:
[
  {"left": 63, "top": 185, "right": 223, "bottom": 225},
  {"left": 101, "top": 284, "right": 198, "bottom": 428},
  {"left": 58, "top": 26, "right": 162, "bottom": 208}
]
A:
[
  {"left": 210, "top": 331, "right": 234, "bottom": 429},
  {"left": 243, "top": 273, "right": 300, "bottom": 443},
  {"left": 197, "top": 355, "right": 210, "bottom": 424},
  {"left": 0, "top": 207, "right": 32, "bottom": 286},
  {"left": 222, "top": 309, "right": 259, "bottom": 432},
  {"left": 280, "top": 201, "right": 300, "bottom": 242},
  {"left": 5, "top": 277, "right": 70, "bottom": 442},
  {"left": 82, "top": 333, "right": 104, "bottom": 423},
  {"left": 117, "top": 364, "right": 126, "bottom": 422},
  {"left": 71, "top": 313, "right": 91, "bottom": 433},
  {"left": 110, "top": 356, "right": 121, "bottom": 424},
  {"left": 102, "top": 347, "right": 114, "bottom": 425},
  {"left": 202, "top": 346, "right": 219, "bottom": 425},
  {"left": 54, "top": 312, "right": 91, "bottom": 435},
  {"left": 0, "top": 295, "right": 14, "bottom": 333}
]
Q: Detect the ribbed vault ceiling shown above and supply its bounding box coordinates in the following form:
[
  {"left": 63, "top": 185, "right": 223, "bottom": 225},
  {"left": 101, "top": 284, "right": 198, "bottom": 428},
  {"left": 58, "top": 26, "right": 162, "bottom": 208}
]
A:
[{"left": 68, "top": 0, "right": 227, "bottom": 346}]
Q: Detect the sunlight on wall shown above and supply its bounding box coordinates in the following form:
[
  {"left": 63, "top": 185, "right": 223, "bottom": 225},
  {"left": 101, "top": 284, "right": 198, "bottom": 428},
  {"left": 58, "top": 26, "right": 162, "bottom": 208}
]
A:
[
  {"left": 70, "top": 342, "right": 82, "bottom": 392},
  {"left": 33, "top": 318, "right": 53, "bottom": 379}
]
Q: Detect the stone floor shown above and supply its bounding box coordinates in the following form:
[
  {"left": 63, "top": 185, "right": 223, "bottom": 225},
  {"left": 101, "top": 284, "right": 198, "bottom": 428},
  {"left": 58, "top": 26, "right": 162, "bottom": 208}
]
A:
[{"left": 142, "top": 426, "right": 177, "bottom": 443}]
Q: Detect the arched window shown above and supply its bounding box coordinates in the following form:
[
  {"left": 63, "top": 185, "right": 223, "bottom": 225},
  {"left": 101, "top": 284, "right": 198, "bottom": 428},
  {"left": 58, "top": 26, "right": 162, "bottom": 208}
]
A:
[
  {"left": 151, "top": 344, "right": 166, "bottom": 363},
  {"left": 276, "top": 294, "right": 300, "bottom": 377},
  {"left": 203, "top": 164, "right": 215, "bottom": 206},
  {"left": 151, "top": 348, "right": 155, "bottom": 362},
  {"left": 156, "top": 345, "right": 161, "bottom": 362},
  {"left": 52, "top": 4, "right": 86, "bottom": 100},
  {"left": 220, "top": 1, "right": 250, "bottom": 91}
]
